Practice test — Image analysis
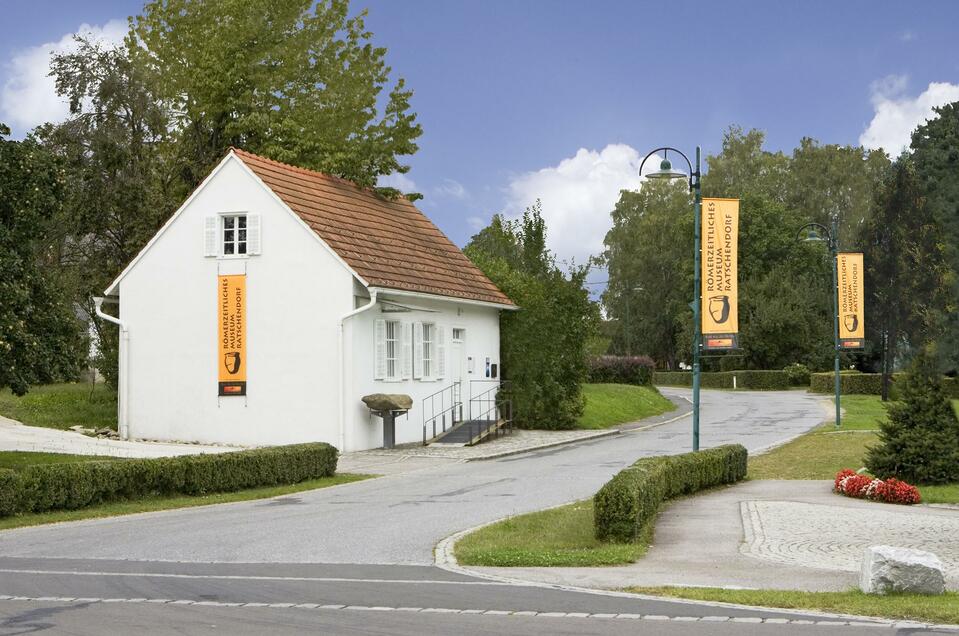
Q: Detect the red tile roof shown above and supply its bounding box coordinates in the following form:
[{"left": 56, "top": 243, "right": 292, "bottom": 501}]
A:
[{"left": 232, "top": 149, "right": 515, "bottom": 307}]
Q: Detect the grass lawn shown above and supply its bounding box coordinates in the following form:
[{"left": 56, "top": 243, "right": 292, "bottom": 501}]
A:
[
  {"left": 455, "top": 499, "right": 651, "bottom": 567},
  {"left": 0, "top": 383, "right": 117, "bottom": 430},
  {"left": 628, "top": 587, "right": 959, "bottom": 625},
  {"left": 577, "top": 383, "right": 675, "bottom": 429},
  {"left": 0, "top": 451, "right": 120, "bottom": 472},
  {"left": 750, "top": 395, "right": 959, "bottom": 503},
  {"left": 0, "top": 472, "right": 372, "bottom": 531}
]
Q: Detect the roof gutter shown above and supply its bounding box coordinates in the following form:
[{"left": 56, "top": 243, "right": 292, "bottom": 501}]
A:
[
  {"left": 367, "top": 287, "right": 518, "bottom": 311},
  {"left": 337, "top": 289, "right": 378, "bottom": 452},
  {"left": 93, "top": 297, "right": 130, "bottom": 440}
]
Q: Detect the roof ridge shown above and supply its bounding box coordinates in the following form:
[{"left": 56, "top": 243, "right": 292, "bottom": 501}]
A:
[{"left": 230, "top": 147, "right": 413, "bottom": 203}]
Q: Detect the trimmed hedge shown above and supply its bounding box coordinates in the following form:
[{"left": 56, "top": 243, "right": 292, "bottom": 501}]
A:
[
  {"left": 653, "top": 370, "right": 790, "bottom": 391},
  {"left": 587, "top": 356, "right": 654, "bottom": 386},
  {"left": 810, "top": 373, "right": 958, "bottom": 398},
  {"left": 809, "top": 373, "right": 883, "bottom": 395},
  {"left": 0, "top": 443, "right": 337, "bottom": 518},
  {"left": 593, "top": 444, "right": 747, "bottom": 542}
]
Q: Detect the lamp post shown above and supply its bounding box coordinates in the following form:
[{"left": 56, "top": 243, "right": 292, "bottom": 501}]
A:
[
  {"left": 639, "top": 147, "right": 702, "bottom": 451},
  {"left": 797, "top": 218, "right": 841, "bottom": 429}
]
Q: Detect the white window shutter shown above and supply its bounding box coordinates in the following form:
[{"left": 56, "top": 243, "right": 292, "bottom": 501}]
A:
[
  {"left": 412, "top": 321, "right": 423, "bottom": 379},
  {"left": 436, "top": 325, "right": 447, "bottom": 380},
  {"left": 374, "top": 319, "right": 387, "bottom": 380},
  {"left": 204, "top": 216, "right": 218, "bottom": 256},
  {"left": 247, "top": 213, "right": 261, "bottom": 255},
  {"left": 401, "top": 322, "right": 412, "bottom": 380}
]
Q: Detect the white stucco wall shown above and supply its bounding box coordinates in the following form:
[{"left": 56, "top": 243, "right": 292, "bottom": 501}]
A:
[
  {"left": 118, "top": 156, "right": 354, "bottom": 447},
  {"left": 346, "top": 293, "right": 502, "bottom": 451}
]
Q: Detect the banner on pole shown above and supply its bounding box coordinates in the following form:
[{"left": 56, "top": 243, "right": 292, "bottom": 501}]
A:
[
  {"left": 218, "top": 274, "right": 247, "bottom": 396},
  {"left": 837, "top": 252, "right": 865, "bottom": 350},
  {"left": 701, "top": 198, "right": 739, "bottom": 350}
]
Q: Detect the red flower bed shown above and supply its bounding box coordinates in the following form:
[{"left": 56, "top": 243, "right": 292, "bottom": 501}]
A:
[{"left": 834, "top": 469, "right": 921, "bottom": 505}]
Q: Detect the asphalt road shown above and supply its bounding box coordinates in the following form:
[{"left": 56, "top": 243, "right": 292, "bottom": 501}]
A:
[{"left": 1, "top": 389, "right": 951, "bottom": 634}]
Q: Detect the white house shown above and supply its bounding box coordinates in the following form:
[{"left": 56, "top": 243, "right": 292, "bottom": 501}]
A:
[{"left": 97, "top": 148, "right": 515, "bottom": 452}]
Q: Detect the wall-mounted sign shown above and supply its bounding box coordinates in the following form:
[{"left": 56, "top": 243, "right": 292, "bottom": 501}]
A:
[
  {"left": 218, "top": 274, "right": 247, "bottom": 396},
  {"left": 837, "top": 252, "right": 864, "bottom": 350},
  {"left": 701, "top": 198, "right": 739, "bottom": 350}
]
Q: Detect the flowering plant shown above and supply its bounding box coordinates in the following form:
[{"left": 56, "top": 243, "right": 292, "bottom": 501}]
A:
[{"left": 834, "top": 469, "right": 921, "bottom": 505}]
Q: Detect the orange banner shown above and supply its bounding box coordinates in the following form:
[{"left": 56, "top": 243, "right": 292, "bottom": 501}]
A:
[
  {"left": 218, "top": 274, "right": 247, "bottom": 396},
  {"left": 837, "top": 252, "right": 864, "bottom": 347},
  {"left": 702, "top": 198, "right": 739, "bottom": 348}
]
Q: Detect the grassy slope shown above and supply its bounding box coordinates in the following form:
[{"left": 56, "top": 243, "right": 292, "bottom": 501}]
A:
[
  {"left": 455, "top": 499, "right": 650, "bottom": 567},
  {"left": 577, "top": 384, "right": 675, "bottom": 429},
  {"left": 629, "top": 587, "right": 959, "bottom": 625},
  {"left": 0, "top": 473, "right": 372, "bottom": 531},
  {"left": 750, "top": 395, "right": 959, "bottom": 503},
  {"left": 0, "top": 383, "right": 117, "bottom": 430}
]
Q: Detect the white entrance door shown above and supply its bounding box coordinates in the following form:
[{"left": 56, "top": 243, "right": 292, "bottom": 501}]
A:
[{"left": 451, "top": 329, "right": 467, "bottom": 421}]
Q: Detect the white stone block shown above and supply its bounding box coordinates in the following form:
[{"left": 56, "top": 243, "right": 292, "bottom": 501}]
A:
[{"left": 860, "top": 545, "right": 945, "bottom": 595}]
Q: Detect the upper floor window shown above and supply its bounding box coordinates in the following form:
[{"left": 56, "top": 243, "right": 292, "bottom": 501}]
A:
[
  {"left": 204, "top": 213, "right": 261, "bottom": 258},
  {"left": 223, "top": 214, "right": 247, "bottom": 255}
]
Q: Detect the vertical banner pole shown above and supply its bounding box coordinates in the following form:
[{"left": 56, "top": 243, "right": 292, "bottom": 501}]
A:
[
  {"left": 832, "top": 237, "right": 841, "bottom": 430},
  {"left": 692, "top": 147, "right": 702, "bottom": 452}
]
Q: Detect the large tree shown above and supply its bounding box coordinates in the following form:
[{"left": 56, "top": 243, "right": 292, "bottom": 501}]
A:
[
  {"left": 0, "top": 125, "right": 86, "bottom": 395},
  {"left": 861, "top": 158, "right": 949, "bottom": 400},
  {"left": 39, "top": 37, "right": 170, "bottom": 386},
  {"left": 130, "top": 0, "right": 422, "bottom": 196},
  {"left": 601, "top": 182, "right": 693, "bottom": 368},
  {"left": 910, "top": 101, "right": 959, "bottom": 374},
  {"left": 465, "top": 202, "right": 599, "bottom": 429}
]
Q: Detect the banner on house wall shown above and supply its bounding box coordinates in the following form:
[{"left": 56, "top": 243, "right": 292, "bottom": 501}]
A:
[
  {"left": 218, "top": 274, "right": 247, "bottom": 396},
  {"left": 701, "top": 198, "right": 740, "bottom": 350},
  {"left": 837, "top": 252, "right": 865, "bottom": 349}
]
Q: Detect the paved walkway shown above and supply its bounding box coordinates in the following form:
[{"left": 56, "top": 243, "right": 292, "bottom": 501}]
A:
[
  {"left": 0, "top": 414, "right": 239, "bottom": 458},
  {"left": 468, "top": 479, "right": 959, "bottom": 592}
]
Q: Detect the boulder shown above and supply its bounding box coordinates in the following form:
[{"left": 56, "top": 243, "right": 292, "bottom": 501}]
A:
[
  {"left": 362, "top": 393, "right": 413, "bottom": 412},
  {"left": 859, "top": 545, "right": 945, "bottom": 595}
]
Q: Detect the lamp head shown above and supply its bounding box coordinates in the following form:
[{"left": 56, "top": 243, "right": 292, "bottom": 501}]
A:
[
  {"left": 803, "top": 227, "right": 825, "bottom": 243},
  {"left": 645, "top": 158, "right": 688, "bottom": 181}
]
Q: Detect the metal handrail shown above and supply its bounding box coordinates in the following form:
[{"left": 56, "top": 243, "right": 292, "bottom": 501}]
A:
[
  {"left": 466, "top": 381, "right": 513, "bottom": 443},
  {"left": 422, "top": 380, "right": 463, "bottom": 445}
]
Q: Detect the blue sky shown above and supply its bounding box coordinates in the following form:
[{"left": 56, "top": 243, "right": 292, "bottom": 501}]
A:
[{"left": 2, "top": 1, "right": 959, "bottom": 274}]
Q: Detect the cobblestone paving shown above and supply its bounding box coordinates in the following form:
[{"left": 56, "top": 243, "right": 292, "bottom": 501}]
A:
[{"left": 741, "top": 500, "right": 959, "bottom": 584}]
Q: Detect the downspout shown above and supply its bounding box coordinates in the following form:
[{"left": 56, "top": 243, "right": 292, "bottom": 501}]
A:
[
  {"left": 337, "top": 289, "right": 378, "bottom": 452},
  {"left": 93, "top": 297, "right": 129, "bottom": 440}
]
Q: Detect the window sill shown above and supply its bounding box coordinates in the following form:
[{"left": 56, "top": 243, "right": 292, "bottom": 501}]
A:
[{"left": 216, "top": 254, "right": 252, "bottom": 260}]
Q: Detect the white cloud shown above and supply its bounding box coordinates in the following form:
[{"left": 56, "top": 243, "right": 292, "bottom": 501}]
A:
[
  {"left": 466, "top": 216, "right": 487, "bottom": 232},
  {"left": 0, "top": 20, "right": 127, "bottom": 135},
  {"left": 899, "top": 30, "right": 916, "bottom": 43},
  {"left": 503, "top": 143, "right": 659, "bottom": 266},
  {"left": 377, "top": 172, "right": 417, "bottom": 192},
  {"left": 859, "top": 76, "right": 959, "bottom": 156},
  {"left": 433, "top": 178, "right": 467, "bottom": 199}
]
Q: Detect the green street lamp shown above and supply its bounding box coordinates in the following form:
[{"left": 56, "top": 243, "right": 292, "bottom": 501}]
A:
[
  {"left": 796, "top": 219, "right": 842, "bottom": 429},
  {"left": 639, "top": 147, "right": 702, "bottom": 451}
]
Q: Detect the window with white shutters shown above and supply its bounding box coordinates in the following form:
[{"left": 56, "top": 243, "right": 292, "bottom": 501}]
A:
[
  {"left": 385, "top": 321, "right": 399, "bottom": 379},
  {"left": 222, "top": 214, "right": 247, "bottom": 255},
  {"left": 436, "top": 325, "right": 447, "bottom": 379},
  {"left": 374, "top": 319, "right": 387, "bottom": 380},
  {"left": 209, "top": 213, "right": 260, "bottom": 257},
  {"left": 421, "top": 323, "right": 434, "bottom": 379},
  {"left": 375, "top": 320, "right": 402, "bottom": 381},
  {"left": 401, "top": 322, "right": 412, "bottom": 379}
]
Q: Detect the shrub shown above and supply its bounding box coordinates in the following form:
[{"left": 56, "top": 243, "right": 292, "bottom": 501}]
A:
[
  {"left": 834, "top": 469, "right": 921, "bottom": 505},
  {"left": 652, "top": 370, "right": 790, "bottom": 390},
  {"left": 809, "top": 372, "right": 883, "bottom": 395},
  {"left": 866, "top": 353, "right": 959, "bottom": 484},
  {"left": 587, "top": 356, "right": 654, "bottom": 385},
  {"left": 1, "top": 443, "right": 338, "bottom": 517},
  {"left": 593, "top": 444, "right": 747, "bottom": 542},
  {"left": 783, "top": 363, "right": 811, "bottom": 387}
]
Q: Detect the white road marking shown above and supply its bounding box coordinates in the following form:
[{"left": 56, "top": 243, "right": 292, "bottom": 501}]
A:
[{"left": 0, "top": 595, "right": 926, "bottom": 628}]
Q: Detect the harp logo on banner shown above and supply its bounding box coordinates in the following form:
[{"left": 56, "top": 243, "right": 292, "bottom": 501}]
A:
[
  {"left": 837, "top": 252, "right": 865, "bottom": 350},
  {"left": 701, "top": 198, "right": 740, "bottom": 350},
  {"left": 218, "top": 274, "right": 247, "bottom": 396}
]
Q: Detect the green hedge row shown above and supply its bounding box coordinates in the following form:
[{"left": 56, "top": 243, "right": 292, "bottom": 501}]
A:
[
  {"left": 653, "top": 370, "right": 791, "bottom": 390},
  {"left": 809, "top": 373, "right": 958, "bottom": 398},
  {"left": 593, "top": 444, "right": 748, "bottom": 542},
  {"left": 587, "top": 356, "right": 655, "bottom": 385},
  {"left": 0, "top": 443, "right": 338, "bottom": 517}
]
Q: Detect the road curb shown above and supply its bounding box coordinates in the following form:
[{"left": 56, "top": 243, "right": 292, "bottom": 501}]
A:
[{"left": 433, "top": 501, "right": 958, "bottom": 630}]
